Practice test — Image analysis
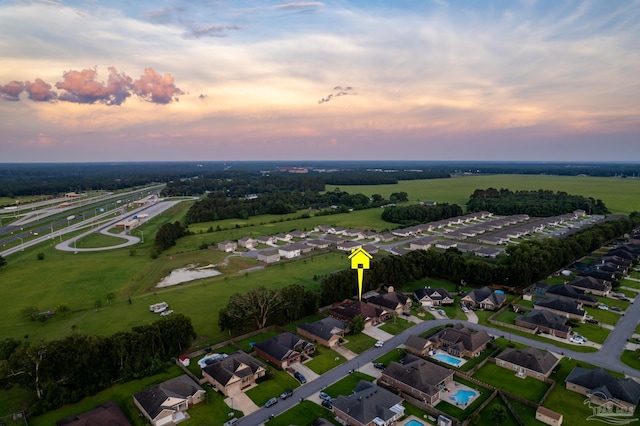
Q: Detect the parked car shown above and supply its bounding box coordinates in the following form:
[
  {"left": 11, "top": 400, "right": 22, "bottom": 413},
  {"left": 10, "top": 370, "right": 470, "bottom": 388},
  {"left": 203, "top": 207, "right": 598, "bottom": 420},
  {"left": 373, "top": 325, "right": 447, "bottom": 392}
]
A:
[
  {"left": 319, "top": 391, "right": 331, "bottom": 401},
  {"left": 585, "top": 318, "right": 599, "bottom": 325},
  {"left": 373, "top": 362, "right": 386, "bottom": 370},
  {"left": 437, "top": 309, "right": 446, "bottom": 316},
  {"left": 265, "top": 397, "right": 278, "bottom": 408},
  {"left": 223, "top": 418, "right": 239, "bottom": 426},
  {"left": 160, "top": 309, "right": 174, "bottom": 316},
  {"left": 461, "top": 306, "right": 469, "bottom": 313},
  {"left": 402, "top": 311, "right": 411, "bottom": 316},
  {"left": 570, "top": 337, "right": 584, "bottom": 344},
  {"left": 611, "top": 306, "right": 622, "bottom": 312},
  {"left": 574, "top": 334, "right": 587, "bottom": 341},
  {"left": 374, "top": 340, "right": 384, "bottom": 348},
  {"left": 294, "top": 371, "right": 307, "bottom": 384},
  {"left": 280, "top": 389, "right": 293, "bottom": 400},
  {"left": 321, "top": 399, "right": 333, "bottom": 409},
  {"left": 427, "top": 305, "right": 435, "bottom": 311},
  {"left": 598, "top": 304, "right": 609, "bottom": 310}
]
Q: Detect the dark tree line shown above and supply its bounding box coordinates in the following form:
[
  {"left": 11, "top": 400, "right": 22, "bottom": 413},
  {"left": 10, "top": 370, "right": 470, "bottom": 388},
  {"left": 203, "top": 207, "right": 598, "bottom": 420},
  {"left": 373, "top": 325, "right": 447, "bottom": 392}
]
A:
[
  {"left": 381, "top": 203, "right": 464, "bottom": 225},
  {"left": 154, "top": 221, "right": 190, "bottom": 252},
  {"left": 323, "top": 170, "right": 450, "bottom": 185},
  {"left": 0, "top": 314, "right": 196, "bottom": 415},
  {"left": 318, "top": 214, "right": 639, "bottom": 305},
  {"left": 218, "top": 284, "right": 319, "bottom": 334},
  {"left": 466, "top": 188, "right": 609, "bottom": 216}
]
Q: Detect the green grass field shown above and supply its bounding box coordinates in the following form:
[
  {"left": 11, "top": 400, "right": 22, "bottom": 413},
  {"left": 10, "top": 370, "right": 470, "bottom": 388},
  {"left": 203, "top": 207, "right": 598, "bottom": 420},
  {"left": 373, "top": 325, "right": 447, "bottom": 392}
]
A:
[
  {"left": 472, "top": 362, "right": 550, "bottom": 402},
  {"left": 321, "top": 371, "right": 375, "bottom": 398},
  {"left": 265, "top": 400, "right": 339, "bottom": 426},
  {"left": 327, "top": 174, "right": 640, "bottom": 215},
  {"left": 245, "top": 369, "right": 300, "bottom": 407},
  {"left": 305, "top": 347, "right": 346, "bottom": 375}
]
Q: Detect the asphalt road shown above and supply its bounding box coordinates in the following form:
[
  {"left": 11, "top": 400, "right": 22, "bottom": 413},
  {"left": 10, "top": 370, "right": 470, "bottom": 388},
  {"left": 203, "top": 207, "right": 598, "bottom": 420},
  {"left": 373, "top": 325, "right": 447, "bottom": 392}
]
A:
[{"left": 237, "top": 303, "right": 640, "bottom": 425}]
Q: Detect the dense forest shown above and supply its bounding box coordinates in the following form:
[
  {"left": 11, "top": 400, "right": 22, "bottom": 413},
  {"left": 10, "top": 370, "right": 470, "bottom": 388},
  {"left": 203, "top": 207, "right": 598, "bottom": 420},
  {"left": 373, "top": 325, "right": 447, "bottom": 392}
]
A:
[
  {"left": 466, "top": 188, "right": 609, "bottom": 216},
  {"left": 381, "top": 203, "right": 464, "bottom": 225},
  {"left": 0, "top": 314, "right": 196, "bottom": 415}
]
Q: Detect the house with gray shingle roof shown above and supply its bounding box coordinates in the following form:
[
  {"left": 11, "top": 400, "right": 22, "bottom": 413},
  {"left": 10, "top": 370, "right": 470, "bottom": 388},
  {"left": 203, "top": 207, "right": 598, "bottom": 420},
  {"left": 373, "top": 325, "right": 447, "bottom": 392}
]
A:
[
  {"left": 297, "top": 317, "right": 349, "bottom": 348},
  {"left": 332, "top": 381, "right": 405, "bottom": 426},
  {"left": 133, "top": 375, "right": 205, "bottom": 426},
  {"left": 566, "top": 367, "right": 640, "bottom": 412},
  {"left": 427, "top": 324, "right": 491, "bottom": 358},
  {"left": 253, "top": 332, "right": 315, "bottom": 369},
  {"left": 404, "top": 335, "right": 432, "bottom": 357},
  {"left": 568, "top": 276, "right": 612, "bottom": 297},
  {"left": 496, "top": 347, "right": 560, "bottom": 380},
  {"left": 461, "top": 287, "right": 506, "bottom": 310},
  {"left": 515, "top": 309, "right": 572, "bottom": 339},
  {"left": 414, "top": 288, "right": 454, "bottom": 307},
  {"left": 534, "top": 297, "right": 585, "bottom": 320},
  {"left": 201, "top": 351, "right": 266, "bottom": 396},
  {"left": 379, "top": 355, "right": 453, "bottom": 406}
]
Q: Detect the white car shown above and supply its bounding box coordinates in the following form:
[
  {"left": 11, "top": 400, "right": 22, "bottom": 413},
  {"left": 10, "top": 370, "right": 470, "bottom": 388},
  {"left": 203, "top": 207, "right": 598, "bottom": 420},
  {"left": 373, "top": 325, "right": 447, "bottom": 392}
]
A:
[
  {"left": 374, "top": 340, "right": 384, "bottom": 348},
  {"left": 598, "top": 304, "right": 609, "bottom": 310},
  {"left": 570, "top": 336, "right": 585, "bottom": 344},
  {"left": 462, "top": 306, "right": 469, "bottom": 313}
]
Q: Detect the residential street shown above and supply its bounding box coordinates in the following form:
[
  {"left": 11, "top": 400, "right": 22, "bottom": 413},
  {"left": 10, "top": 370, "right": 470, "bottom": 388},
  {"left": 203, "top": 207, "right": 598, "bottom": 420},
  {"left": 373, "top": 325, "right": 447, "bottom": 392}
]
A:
[{"left": 236, "top": 302, "right": 640, "bottom": 425}]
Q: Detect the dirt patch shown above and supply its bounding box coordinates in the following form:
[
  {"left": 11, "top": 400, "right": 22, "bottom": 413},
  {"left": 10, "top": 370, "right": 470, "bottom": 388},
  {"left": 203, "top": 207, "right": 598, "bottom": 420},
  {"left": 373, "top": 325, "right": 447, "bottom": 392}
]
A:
[{"left": 155, "top": 264, "right": 221, "bottom": 288}]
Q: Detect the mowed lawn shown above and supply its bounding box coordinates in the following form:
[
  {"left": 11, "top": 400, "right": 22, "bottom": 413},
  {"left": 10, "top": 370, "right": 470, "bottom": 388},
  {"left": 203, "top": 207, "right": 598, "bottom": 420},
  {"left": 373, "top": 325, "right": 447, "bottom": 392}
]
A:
[
  {"left": 472, "top": 362, "right": 550, "bottom": 402},
  {"left": 265, "top": 400, "right": 339, "bottom": 426}
]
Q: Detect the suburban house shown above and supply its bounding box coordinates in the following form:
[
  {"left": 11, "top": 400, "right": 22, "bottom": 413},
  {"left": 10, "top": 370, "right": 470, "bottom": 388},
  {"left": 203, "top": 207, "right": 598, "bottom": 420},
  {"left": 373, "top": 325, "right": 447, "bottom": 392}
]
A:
[
  {"left": 565, "top": 367, "right": 640, "bottom": 412},
  {"left": 581, "top": 269, "right": 616, "bottom": 283},
  {"left": 404, "top": 334, "right": 433, "bottom": 357},
  {"left": 289, "top": 230, "right": 308, "bottom": 238},
  {"left": 427, "top": 324, "right": 491, "bottom": 358},
  {"left": 337, "top": 240, "right": 364, "bottom": 252},
  {"left": 201, "top": 350, "right": 266, "bottom": 396},
  {"left": 237, "top": 237, "right": 256, "bottom": 249},
  {"left": 410, "top": 236, "right": 438, "bottom": 250},
  {"left": 495, "top": 347, "right": 560, "bottom": 380},
  {"left": 133, "top": 375, "right": 205, "bottom": 426},
  {"left": 332, "top": 381, "right": 405, "bottom": 426},
  {"left": 543, "top": 284, "right": 599, "bottom": 307},
  {"left": 273, "top": 232, "right": 292, "bottom": 242},
  {"left": 255, "top": 235, "right": 274, "bottom": 245},
  {"left": 217, "top": 240, "right": 237, "bottom": 252},
  {"left": 329, "top": 301, "right": 390, "bottom": 327},
  {"left": 435, "top": 240, "right": 458, "bottom": 250},
  {"left": 323, "top": 234, "right": 346, "bottom": 246},
  {"left": 534, "top": 297, "right": 586, "bottom": 320},
  {"left": 343, "top": 228, "right": 364, "bottom": 238},
  {"left": 253, "top": 332, "right": 315, "bottom": 369},
  {"left": 379, "top": 232, "right": 395, "bottom": 242},
  {"left": 568, "top": 276, "right": 612, "bottom": 296},
  {"left": 257, "top": 248, "right": 280, "bottom": 264},
  {"left": 379, "top": 354, "right": 454, "bottom": 406},
  {"left": 515, "top": 309, "right": 572, "bottom": 339},
  {"left": 601, "top": 255, "right": 633, "bottom": 269},
  {"left": 279, "top": 242, "right": 308, "bottom": 259},
  {"left": 414, "top": 287, "right": 454, "bottom": 307},
  {"left": 461, "top": 287, "right": 506, "bottom": 310},
  {"left": 57, "top": 401, "right": 131, "bottom": 426},
  {"left": 297, "top": 317, "right": 349, "bottom": 348},
  {"left": 303, "top": 239, "right": 330, "bottom": 250},
  {"left": 366, "top": 288, "right": 412, "bottom": 314},
  {"left": 474, "top": 247, "right": 505, "bottom": 258}
]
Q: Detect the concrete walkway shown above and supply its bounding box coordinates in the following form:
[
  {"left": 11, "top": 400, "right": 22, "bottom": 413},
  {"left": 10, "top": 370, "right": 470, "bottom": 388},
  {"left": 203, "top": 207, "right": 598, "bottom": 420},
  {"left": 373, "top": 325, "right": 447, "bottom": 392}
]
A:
[
  {"left": 333, "top": 344, "right": 358, "bottom": 360},
  {"left": 464, "top": 310, "right": 479, "bottom": 324},
  {"left": 225, "top": 390, "right": 260, "bottom": 415},
  {"left": 363, "top": 325, "right": 394, "bottom": 342}
]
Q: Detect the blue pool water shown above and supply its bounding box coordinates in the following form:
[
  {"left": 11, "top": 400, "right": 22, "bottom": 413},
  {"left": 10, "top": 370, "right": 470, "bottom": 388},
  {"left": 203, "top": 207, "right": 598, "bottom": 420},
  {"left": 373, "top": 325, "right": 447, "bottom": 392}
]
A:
[
  {"left": 405, "top": 420, "right": 425, "bottom": 426},
  {"left": 450, "top": 389, "right": 477, "bottom": 404},
  {"left": 495, "top": 290, "right": 505, "bottom": 294},
  {"left": 433, "top": 353, "right": 463, "bottom": 366}
]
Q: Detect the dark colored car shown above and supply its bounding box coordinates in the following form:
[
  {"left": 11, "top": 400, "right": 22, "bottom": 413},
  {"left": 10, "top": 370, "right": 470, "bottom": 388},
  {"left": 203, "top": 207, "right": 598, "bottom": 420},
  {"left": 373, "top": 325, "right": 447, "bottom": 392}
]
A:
[
  {"left": 321, "top": 399, "right": 333, "bottom": 409},
  {"left": 280, "top": 389, "right": 293, "bottom": 400},
  {"left": 585, "top": 318, "right": 599, "bottom": 325},
  {"left": 611, "top": 307, "right": 622, "bottom": 312},
  {"left": 294, "top": 371, "right": 307, "bottom": 384},
  {"left": 373, "top": 362, "right": 385, "bottom": 370}
]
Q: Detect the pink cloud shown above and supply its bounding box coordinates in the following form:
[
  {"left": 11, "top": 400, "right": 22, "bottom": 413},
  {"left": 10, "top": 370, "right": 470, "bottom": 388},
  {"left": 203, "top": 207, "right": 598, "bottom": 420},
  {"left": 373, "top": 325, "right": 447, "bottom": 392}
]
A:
[
  {"left": 55, "top": 67, "right": 132, "bottom": 105},
  {"left": 24, "top": 78, "right": 57, "bottom": 102},
  {"left": 0, "top": 81, "right": 25, "bottom": 101},
  {"left": 133, "top": 68, "right": 184, "bottom": 104}
]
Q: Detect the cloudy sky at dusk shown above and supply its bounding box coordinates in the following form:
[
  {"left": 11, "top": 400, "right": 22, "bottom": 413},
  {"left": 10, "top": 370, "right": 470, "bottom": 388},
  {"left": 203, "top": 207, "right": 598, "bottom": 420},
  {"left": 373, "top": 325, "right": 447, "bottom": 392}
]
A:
[{"left": 1, "top": 0, "right": 638, "bottom": 162}]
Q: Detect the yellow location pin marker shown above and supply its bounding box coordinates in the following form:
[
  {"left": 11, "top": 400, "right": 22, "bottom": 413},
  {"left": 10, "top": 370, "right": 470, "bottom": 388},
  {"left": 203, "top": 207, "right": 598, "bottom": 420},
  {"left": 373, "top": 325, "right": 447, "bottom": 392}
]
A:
[{"left": 349, "top": 247, "right": 372, "bottom": 301}]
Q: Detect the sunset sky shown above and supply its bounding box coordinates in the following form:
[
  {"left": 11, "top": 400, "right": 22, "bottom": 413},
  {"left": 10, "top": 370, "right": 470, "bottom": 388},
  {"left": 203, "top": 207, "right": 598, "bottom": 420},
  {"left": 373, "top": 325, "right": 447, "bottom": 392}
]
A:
[{"left": 1, "top": 0, "right": 639, "bottom": 162}]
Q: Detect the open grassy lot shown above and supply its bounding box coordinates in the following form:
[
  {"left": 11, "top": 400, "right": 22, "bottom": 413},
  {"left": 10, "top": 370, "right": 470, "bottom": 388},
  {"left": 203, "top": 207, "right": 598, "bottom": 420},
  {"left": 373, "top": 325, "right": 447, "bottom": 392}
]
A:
[
  {"left": 472, "top": 362, "right": 550, "bottom": 402},
  {"left": 245, "top": 369, "right": 300, "bottom": 407},
  {"left": 379, "top": 317, "right": 414, "bottom": 335},
  {"left": 305, "top": 347, "right": 346, "bottom": 375},
  {"left": 265, "top": 400, "right": 339, "bottom": 426},
  {"left": 342, "top": 333, "right": 377, "bottom": 354},
  {"left": 403, "top": 277, "right": 458, "bottom": 292},
  {"left": 322, "top": 371, "right": 375, "bottom": 398},
  {"left": 327, "top": 174, "right": 640, "bottom": 215}
]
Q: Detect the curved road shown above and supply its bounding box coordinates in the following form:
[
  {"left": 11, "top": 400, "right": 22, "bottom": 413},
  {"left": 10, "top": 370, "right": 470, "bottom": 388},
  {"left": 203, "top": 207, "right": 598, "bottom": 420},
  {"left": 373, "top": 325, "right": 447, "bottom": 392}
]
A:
[{"left": 237, "top": 300, "right": 640, "bottom": 425}]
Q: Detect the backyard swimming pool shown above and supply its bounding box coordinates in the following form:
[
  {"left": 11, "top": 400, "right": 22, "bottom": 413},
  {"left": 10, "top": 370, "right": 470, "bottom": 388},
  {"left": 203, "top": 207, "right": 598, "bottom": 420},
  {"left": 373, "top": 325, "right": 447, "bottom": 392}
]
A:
[
  {"left": 450, "top": 389, "right": 477, "bottom": 405},
  {"left": 404, "top": 420, "right": 425, "bottom": 426},
  {"left": 433, "top": 352, "right": 464, "bottom": 367}
]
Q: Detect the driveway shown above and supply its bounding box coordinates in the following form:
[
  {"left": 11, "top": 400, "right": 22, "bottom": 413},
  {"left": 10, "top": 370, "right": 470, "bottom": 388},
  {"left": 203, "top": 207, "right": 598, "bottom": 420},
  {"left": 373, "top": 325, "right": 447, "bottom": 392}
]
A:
[
  {"left": 333, "top": 344, "right": 358, "bottom": 360},
  {"left": 294, "top": 362, "right": 320, "bottom": 382},
  {"left": 464, "top": 310, "right": 478, "bottom": 324},
  {"left": 225, "top": 390, "right": 259, "bottom": 415},
  {"left": 363, "top": 325, "right": 394, "bottom": 342}
]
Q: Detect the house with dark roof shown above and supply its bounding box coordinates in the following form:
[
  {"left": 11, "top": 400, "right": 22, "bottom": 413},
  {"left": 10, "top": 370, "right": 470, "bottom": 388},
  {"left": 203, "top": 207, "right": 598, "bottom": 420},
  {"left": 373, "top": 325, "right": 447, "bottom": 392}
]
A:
[
  {"left": 332, "top": 381, "right": 405, "bottom": 426},
  {"left": 305, "top": 239, "right": 331, "bottom": 250},
  {"left": 253, "top": 332, "right": 315, "bottom": 369},
  {"left": 390, "top": 246, "right": 409, "bottom": 256},
  {"left": 329, "top": 301, "right": 390, "bottom": 327},
  {"left": 607, "top": 247, "right": 639, "bottom": 261},
  {"left": 566, "top": 367, "right": 640, "bottom": 412},
  {"left": 257, "top": 248, "right": 280, "bottom": 264},
  {"left": 297, "top": 317, "right": 349, "bottom": 348},
  {"left": 133, "top": 375, "right": 205, "bottom": 426},
  {"left": 378, "top": 354, "right": 454, "bottom": 406},
  {"left": 427, "top": 324, "right": 491, "bottom": 358},
  {"left": 58, "top": 401, "right": 131, "bottom": 426},
  {"left": 366, "top": 289, "right": 412, "bottom": 314},
  {"left": 201, "top": 351, "right": 266, "bottom": 396},
  {"left": 414, "top": 287, "right": 454, "bottom": 307},
  {"left": 461, "top": 287, "right": 506, "bottom": 310},
  {"left": 410, "top": 236, "right": 438, "bottom": 250},
  {"left": 515, "top": 309, "right": 572, "bottom": 339},
  {"left": 568, "top": 276, "right": 612, "bottom": 297},
  {"left": 337, "top": 240, "right": 364, "bottom": 252},
  {"left": 601, "top": 255, "right": 633, "bottom": 269},
  {"left": 534, "top": 297, "right": 586, "bottom": 320},
  {"left": 544, "top": 284, "right": 599, "bottom": 307},
  {"left": 495, "top": 347, "right": 560, "bottom": 380},
  {"left": 580, "top": 270, "right": 616, "bottom": 283},
  {"left": 596, "top": 262, "right": 628, "bottom": 275},
  {"left": 404, "top": 334, "right": 432, "bottom": 357}
]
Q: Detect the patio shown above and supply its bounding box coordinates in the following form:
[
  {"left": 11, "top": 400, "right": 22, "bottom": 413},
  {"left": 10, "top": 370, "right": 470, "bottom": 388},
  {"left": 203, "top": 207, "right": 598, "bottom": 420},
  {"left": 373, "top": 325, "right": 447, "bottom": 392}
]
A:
[{"left": 437, "top": 381, "right": 479, "bottom": 409}]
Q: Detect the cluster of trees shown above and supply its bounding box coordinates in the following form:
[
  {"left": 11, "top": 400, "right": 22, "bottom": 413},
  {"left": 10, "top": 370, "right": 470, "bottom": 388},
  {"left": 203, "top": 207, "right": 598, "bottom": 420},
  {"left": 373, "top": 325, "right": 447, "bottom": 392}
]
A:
[
  {"left": 323, "top": 170, "right": 450, "bottom": 185},
  {"left": 466, "top": 188, "right": 609, "bottom": 216},
  {"left": 185, "top": 188, "right": 392, "bottom": 224},
  {"left": 217, "top": 284, "right": 319, "bottom": 334},
  {"left": 154, "top": 221, "right": 190, "bottom": 252},
  {"left": 0, "top": 314, "right": 196, "bottom": 415},
  {"left": 318, "top": 214, "right": 639, "bottom": 305},
  {"left": 381, "top": 203, "right": 464, "bottom": 225}
]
